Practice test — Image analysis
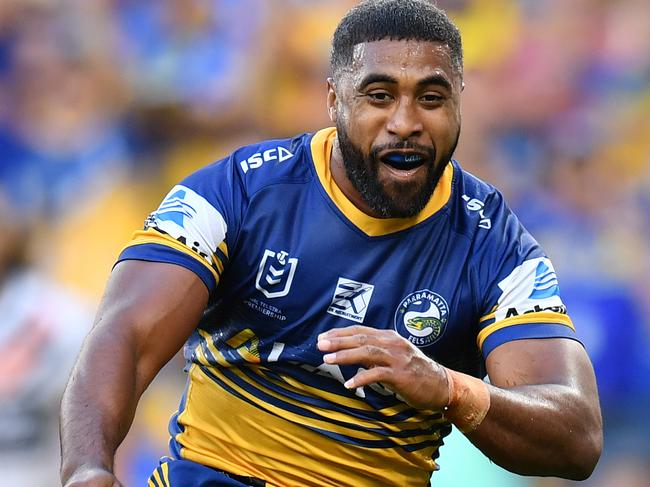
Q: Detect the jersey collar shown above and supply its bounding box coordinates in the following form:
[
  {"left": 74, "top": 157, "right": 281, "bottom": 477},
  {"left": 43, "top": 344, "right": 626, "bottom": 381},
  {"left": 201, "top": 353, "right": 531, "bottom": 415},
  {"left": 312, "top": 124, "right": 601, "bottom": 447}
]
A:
[{"left": 310, "top": 127, "right": 453, "bottom": 237}]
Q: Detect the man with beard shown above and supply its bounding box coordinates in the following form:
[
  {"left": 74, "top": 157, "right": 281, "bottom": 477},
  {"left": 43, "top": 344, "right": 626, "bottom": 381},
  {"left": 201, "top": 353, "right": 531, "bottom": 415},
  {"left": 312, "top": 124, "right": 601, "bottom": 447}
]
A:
[{"left": 60, "top": 1, "right": 602, "bottom": 486}]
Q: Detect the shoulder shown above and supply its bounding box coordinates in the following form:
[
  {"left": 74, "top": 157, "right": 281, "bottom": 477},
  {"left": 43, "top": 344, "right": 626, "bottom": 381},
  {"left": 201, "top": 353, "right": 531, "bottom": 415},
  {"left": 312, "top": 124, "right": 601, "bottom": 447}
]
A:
[
  {"left": 235, "top": 133, "right": 314, "bottom": 179},
  {"left": 449, "top": 162, "right": 509, "bottom": 237},
  {"left": 181, "top": 132, "right": 316, "bottom": 199},
  {"left": 453, "top": 163, "right": 500, "bottom": 204},
  {"left": 449, "top": 161, "right": 543, "bottom": 264}
]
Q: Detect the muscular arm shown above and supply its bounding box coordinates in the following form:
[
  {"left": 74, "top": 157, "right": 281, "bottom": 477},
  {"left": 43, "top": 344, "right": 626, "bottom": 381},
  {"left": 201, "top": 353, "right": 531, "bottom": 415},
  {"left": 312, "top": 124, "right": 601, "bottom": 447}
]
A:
[
  {"left": 467, "top": 338, "right": 602, "bottom": 479},
  {"left": 317, "top": 328, "right": 602, "bottom": 480},
  {"left": 60, "top": 261, "right": 208, "bottom": 486}
]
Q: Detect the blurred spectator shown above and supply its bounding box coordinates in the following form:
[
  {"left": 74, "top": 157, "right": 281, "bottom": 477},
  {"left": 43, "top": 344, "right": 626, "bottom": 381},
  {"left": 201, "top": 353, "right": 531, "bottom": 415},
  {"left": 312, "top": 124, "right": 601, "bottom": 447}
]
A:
[
  {"left": 0, "top": 1, "right": 131, "bottom": 219},
  {"left": 0, "top": 193, "right": 92, "bottom": 486},
  {"left": 115, "top": 0, "right": 271, "bottom": 133}
]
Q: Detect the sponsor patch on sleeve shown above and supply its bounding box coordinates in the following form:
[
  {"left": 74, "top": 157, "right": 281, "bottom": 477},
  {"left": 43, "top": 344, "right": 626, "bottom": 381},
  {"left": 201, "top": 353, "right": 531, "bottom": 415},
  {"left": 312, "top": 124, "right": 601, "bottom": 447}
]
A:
[
  {"left": 477, "top": 257, "right": 578, "bottom": 356},
  {"left": 145, "top": 185, "right": 228, "bottom": 266},
  {"left": 492, "top": 257, "right": 566, "bottom": 321}
]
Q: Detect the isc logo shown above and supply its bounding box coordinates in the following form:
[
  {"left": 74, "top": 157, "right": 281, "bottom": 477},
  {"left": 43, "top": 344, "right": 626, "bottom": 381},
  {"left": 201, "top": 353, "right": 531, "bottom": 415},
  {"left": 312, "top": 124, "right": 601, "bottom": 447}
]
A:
[
  {"left": 462, "top": 194, "right": 492, "bottom": 229},
  {"left": 239, "top": 146, "right": 294, "bottom": 173}
]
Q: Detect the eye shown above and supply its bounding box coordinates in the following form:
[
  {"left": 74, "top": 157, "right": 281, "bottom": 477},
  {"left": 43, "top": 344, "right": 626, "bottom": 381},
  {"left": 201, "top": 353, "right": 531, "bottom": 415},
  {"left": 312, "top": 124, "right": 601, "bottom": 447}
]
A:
[
  {"left": 419, "top": 93, "right": 444, "bottom": 107},
  {"left": 366, "top": 91, "right": 393, "bottom": 104}
]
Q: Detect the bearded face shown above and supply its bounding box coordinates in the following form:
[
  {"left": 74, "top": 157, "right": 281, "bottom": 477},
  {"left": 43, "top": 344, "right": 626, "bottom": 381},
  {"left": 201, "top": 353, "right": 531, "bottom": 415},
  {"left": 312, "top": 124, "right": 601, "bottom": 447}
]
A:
[
  {"left": 327, "top": 39, "right": 462, "bottom": 219},
  {"left": 336, "top": 120, "right": 456, "bottom": 218}
]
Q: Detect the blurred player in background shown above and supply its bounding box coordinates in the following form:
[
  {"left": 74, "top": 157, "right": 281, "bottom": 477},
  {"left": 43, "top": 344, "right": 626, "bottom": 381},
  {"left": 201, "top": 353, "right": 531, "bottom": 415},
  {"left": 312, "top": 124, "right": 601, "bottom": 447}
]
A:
[
  {"left": 60, "top": 1, "right": 602, "bottom": 486},
  {"left": 0, "top": 193, "right": 90, "bottom": 486}
]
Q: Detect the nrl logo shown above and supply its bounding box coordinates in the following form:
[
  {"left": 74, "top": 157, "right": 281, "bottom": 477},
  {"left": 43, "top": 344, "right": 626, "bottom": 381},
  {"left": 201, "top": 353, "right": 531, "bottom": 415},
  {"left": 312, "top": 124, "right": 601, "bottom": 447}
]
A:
[
  {"left": 255, "top": 249, "right": 298, "bottom": 298},
  {"left": 394, "top": 289, "right": 448, "bottom": 348}
]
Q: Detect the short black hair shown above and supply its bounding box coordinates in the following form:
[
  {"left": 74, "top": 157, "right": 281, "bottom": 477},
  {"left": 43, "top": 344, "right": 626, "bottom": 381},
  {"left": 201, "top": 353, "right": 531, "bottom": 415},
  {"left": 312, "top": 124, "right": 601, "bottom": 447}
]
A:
[{"left": 331, "top": 0, "right": 463, "bottom": 78}]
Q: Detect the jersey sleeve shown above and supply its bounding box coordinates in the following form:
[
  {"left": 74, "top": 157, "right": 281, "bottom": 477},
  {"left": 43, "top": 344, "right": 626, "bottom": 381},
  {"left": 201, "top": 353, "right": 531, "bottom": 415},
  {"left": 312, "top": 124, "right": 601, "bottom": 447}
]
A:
[
  {"left": 473, "top": 191, "right": 579, "bottom": 359},
  {"left": 116, "top": 156, "right": 245, "bottom": 294}
]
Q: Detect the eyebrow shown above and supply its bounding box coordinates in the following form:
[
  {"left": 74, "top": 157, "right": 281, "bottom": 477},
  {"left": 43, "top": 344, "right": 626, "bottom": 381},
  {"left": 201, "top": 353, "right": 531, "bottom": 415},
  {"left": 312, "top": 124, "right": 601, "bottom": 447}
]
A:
[{"left": 356, "top": 72, "right": 453, "bottom": 92}]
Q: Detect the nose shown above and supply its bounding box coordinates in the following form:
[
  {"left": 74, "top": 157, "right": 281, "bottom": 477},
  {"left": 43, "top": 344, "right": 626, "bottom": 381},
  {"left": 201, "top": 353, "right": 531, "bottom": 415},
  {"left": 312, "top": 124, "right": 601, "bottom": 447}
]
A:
[{"left": 386, "top": 97, "right": 423, "bottom": 140}]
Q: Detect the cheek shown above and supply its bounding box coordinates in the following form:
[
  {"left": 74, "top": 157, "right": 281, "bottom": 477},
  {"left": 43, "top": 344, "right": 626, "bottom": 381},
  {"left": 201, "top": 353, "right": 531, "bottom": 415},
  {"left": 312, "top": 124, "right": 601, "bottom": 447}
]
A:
[
  {"left": 354, "top": 106, "right": 394, "bottom": 140},
  {"left": 344, "top": 107, "right": 384, "bottom": 147},
  {"left": 429, "top": 108, "right": 460, "bottom": 144}
]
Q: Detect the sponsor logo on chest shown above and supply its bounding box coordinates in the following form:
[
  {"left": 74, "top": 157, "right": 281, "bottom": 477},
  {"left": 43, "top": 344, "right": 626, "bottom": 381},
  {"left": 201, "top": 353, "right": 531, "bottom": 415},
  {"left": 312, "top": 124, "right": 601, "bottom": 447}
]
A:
[{"left": 327, "top": 278, "right": 375, "bottom": 323}]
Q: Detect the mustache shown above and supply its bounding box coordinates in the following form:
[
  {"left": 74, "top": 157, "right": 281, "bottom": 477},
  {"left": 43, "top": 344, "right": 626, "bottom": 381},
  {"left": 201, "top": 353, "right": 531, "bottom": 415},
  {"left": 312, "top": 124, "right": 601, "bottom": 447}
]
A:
[{"left": 371, "top": 141, "right": 436, "bottom": 158}]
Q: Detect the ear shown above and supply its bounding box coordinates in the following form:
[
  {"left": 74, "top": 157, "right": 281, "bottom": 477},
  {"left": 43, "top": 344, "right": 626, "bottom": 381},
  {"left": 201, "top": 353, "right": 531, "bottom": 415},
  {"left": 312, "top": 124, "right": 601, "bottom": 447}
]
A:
[{"left": 326, "top": 77, "right": 338, "bottom": 123}]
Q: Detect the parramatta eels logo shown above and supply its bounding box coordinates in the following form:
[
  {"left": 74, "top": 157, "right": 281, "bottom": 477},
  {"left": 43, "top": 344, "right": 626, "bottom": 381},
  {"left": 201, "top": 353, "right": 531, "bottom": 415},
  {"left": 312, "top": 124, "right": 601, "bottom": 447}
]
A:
[{"left": 394, "top": 290, "right": 448, "bottom": 347}]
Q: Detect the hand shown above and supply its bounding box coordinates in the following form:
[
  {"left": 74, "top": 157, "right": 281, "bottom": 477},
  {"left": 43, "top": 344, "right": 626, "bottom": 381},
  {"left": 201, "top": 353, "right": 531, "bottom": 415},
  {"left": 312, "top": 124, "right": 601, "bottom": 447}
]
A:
[
  {"left": 317, "top": 325, "right": 449, "bottom": 410},
  {"left": 63, "top": 467, "right": 123, "bottom": 487}
]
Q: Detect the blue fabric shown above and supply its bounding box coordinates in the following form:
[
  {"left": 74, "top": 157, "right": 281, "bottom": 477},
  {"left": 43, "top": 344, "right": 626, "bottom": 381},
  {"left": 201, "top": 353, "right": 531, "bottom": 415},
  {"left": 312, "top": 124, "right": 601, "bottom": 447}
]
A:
[{"left": 150, "top": 458, "right": 260, "bottom": 487}]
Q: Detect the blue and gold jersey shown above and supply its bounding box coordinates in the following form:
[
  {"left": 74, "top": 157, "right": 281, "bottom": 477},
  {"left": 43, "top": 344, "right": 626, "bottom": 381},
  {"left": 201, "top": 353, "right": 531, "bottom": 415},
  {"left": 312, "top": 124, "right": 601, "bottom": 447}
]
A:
[{"left": 118, "top": 128, "right": 578, "bottom": 486}]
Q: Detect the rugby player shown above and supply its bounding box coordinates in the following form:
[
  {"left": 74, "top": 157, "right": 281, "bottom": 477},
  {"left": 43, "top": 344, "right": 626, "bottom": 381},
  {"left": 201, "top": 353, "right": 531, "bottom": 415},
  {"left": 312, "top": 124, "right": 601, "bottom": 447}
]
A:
[{"left": 60, "top": 1, "right": 602, "bottom": 485}]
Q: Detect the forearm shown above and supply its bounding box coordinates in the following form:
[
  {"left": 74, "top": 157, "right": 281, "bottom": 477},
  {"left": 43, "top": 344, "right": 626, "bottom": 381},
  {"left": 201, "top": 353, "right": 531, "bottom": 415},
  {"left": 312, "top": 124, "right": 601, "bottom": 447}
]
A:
[
  {"left": 317, "top": 328, "right": 602, "bottom": 479},
  {"left": 60, "top": 324, "right": 144, "bottom": 483},
  {"left": 464, "top": 382, "right": 602, "bottom": 479}
]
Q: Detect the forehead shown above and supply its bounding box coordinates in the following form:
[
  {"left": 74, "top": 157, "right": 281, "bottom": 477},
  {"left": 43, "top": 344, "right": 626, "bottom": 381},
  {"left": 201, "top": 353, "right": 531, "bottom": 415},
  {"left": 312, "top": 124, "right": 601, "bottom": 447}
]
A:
[{"left": 350, "top": 39, "right": 457, "bottom": 82}]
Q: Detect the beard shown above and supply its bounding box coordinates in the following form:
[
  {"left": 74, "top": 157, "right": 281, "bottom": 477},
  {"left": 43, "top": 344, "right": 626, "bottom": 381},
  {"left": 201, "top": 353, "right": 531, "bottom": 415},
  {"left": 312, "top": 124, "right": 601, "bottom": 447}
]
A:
[{"left": 336, "top": 122, "right": 459, "bottom": 218}]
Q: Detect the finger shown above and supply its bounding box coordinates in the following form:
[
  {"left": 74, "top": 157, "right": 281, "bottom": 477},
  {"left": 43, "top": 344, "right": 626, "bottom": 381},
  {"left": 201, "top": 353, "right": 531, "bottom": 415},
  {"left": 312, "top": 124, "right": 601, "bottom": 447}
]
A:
[
  {"left": 323, "top": 344, "right": 391, "bottom": 367},
  {"left": 318, "top": 326, "right": 403, "bottom": 350},
  {"left": 345, "top": 366, "right": 393, "bottom": 389},
  {"left": 318, "top": 333, "right": 374, "bottom": 352},
  {"left": 319, "top": 325, "right": 380, "bottom": 340}
]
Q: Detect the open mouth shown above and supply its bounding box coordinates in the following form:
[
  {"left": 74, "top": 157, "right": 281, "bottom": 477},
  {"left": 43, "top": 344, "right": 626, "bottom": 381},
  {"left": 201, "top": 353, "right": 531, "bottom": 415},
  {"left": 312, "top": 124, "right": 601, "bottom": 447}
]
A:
[{"left": 380, "top": 151, "right": 429, "bottom": 171}]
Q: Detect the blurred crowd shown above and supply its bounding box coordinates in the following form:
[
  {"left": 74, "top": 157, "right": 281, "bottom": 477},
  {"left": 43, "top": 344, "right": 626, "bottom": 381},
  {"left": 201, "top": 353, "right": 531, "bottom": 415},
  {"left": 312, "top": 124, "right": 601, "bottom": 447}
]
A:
[{"left": 0, "top": 1, "right": 648, "bottom": 486}]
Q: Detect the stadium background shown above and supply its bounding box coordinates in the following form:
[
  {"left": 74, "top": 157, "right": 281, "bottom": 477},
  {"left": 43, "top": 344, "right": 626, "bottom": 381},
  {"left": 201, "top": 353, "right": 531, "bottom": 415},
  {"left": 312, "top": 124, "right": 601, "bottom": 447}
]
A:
[{"left": 0, "top": 0, "right": 648, "bottom": 485}]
